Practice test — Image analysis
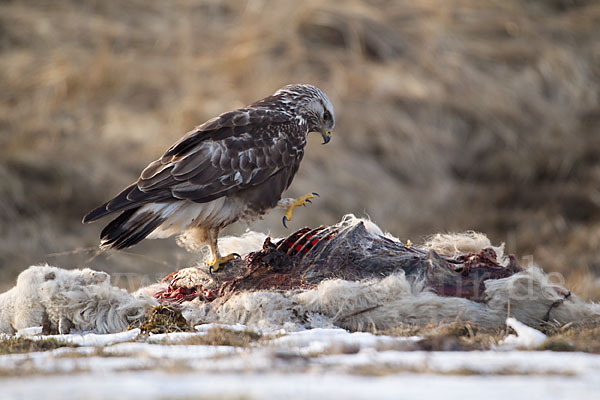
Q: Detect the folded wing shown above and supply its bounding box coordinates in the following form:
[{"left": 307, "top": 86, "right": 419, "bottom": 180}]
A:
[{"left": 83, "top": 108, "right": 301, "bottom": 223}]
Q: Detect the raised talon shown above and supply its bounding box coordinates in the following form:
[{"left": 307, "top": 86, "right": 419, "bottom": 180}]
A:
[
  {"left": 282, "top": 192, "right": 318, "bottom": 228},
  {"left": 207, "top": 253, "right": 239, "bottom": 275}
]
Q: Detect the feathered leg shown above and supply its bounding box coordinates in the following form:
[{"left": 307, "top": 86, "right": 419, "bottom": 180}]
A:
[
  {"left": 205, "top": 228, "right": 239, "bottom": 274},
  {"left": 278, "top": 192, "right": 319, "bottom": 228},
  {"left": 178, "top": 227, "right": 238, "bottom": 274}
]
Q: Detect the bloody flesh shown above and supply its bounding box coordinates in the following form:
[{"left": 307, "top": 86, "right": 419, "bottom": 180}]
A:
[{"left": 155, "top": 221, "right": 522, "bottom": 304}]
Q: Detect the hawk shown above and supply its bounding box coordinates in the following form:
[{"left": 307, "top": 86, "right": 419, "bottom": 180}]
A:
[{"left": 83, "top": 84, "right": 335, "bottom": 272}]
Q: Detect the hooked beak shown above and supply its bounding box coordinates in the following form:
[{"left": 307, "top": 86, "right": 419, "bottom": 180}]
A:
[{"left": 321, "top": 128, "right": 332, "bottom": 144}]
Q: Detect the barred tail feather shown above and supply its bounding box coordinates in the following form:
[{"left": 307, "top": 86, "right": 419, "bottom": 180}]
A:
[{"left": 100, "top": 207, "right": 166, "bottom": 250}]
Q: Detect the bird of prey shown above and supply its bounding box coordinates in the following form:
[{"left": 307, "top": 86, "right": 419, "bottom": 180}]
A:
[{"left": 83, "top": 84, "right": 335, "bottom": 272}]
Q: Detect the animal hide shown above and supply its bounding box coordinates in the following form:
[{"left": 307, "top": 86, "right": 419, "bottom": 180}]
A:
[
  {"left": 151, "top": 215, "right": 600, "bottom": 331},
  {"left": 0, "top": 265, "right": 157, "bottom": 334}
]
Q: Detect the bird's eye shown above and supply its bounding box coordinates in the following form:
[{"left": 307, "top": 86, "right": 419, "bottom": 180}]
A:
[{"left": 323, "top": 111, "right": 331, "bottom": 121}]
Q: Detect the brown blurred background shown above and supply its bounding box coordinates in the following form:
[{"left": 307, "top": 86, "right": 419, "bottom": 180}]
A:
[{"left": 1, "top": 0, "right": 599, "bottom": 297}]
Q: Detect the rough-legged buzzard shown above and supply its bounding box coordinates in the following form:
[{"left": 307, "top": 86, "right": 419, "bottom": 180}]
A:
[{"left": 83, "top": 84, "right": 335, "bottom": 272}]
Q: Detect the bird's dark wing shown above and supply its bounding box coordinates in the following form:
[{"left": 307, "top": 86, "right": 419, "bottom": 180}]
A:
[{"left": 83, "top": 108, "right": 304, "bottom": 223}]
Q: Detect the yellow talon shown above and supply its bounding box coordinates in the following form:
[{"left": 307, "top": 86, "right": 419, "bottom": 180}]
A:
[
  {"left": 282, "top": 192, "right": 318, "bottom": 228},
  {"left": 207, "top": 253, "right": 239, "bottom": 274}
]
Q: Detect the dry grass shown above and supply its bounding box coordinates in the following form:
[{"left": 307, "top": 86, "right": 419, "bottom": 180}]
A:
[
  {"left": 137, "top": 305, "right": 191, "bottom": 334},
  {"left": 1, "top": 0, "right": 599, "bottom": 299},
  {"left": 161, "top": 397, "right": 250, "bottom": 400},
  {"left": 538, "top": 321, "right": 600, "bottom": 353},
  {"left": 382, "top": 321, "right": 507, "bottom": 351},
  {"left": 137, "top": 305, "right": 261, "bottom": 345},
  {"left": 350, "top": 364, "right": 574, "bottom": 377},
  {"left": 174, "top": 327, "right": 262, "bottom": 347},
  {"left": 382, "top": 319, "right": 600, "bottom": 354},
  {"left": 0, "top": 336, "right": 76, "bottom": 355}
]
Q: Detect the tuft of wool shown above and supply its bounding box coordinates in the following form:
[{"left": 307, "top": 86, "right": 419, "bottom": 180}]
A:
[{"left": 0, "top": 265, "right": 157, "bottom": 334}]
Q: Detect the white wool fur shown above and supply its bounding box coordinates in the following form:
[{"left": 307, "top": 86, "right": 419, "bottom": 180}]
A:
[
  {"left": 423, "top": 231, "right": 507, "bottom": 264},
  {"left": 173, "top": 217, "right": 600, "bottom": 331},
  {"left": 218, "top": 231, "right": 270, "bottom": 258},
  {"left": 190, "top": 214, "right": 390, "bottom": 262},
  {"left": 2, "top": 216, "right": 598, "bottom": 335},
  {"left": 180, "top": 268, "right": 600, "bottom": 332},
  {"left": 0, "top": 265, "right": 157, "bottom": 334},
  {"left": 341, "top": 214, "right": 404, "bottom": 243},
  {"left": 216, "top": 214, "right": 389, "bottom": 257},
  {"left": 484, "top": 267, "right": 598, "bottom": 326}
]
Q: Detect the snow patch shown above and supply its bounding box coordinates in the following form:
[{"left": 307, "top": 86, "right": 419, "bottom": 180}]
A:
[
  {"left": 21, "top": 328, "right": 141, "bottom": 346},
  {"left": 499, "top": 317, "right": 547, "bottom": 349}
]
